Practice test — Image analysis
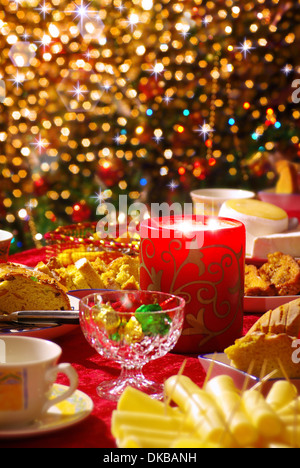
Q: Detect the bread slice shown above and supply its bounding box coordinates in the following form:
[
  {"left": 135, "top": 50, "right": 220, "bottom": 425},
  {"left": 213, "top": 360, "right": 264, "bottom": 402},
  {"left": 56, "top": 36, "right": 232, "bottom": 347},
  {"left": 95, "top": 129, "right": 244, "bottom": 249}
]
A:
[
  {"left": 0, "top": 263, "right": 71, "bottom": 315},
  {"left": 248, "top": 298, "right": 300, "bottom": 336},
  {"left": 225, "top": 298, "right": 300, "bottom": 378}
]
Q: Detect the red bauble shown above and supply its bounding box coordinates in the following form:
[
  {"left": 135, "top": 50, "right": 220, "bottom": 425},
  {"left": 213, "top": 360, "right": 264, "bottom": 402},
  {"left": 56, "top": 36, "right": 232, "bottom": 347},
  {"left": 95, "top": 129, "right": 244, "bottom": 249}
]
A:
[{"left": 71, "top": 201, "right": 91, "bottom": 222}]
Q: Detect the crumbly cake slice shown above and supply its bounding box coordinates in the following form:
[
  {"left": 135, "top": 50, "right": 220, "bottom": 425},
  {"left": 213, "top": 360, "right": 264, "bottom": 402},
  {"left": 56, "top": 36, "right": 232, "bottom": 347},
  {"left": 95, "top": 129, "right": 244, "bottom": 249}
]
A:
[
  {"left": 245, "top": 264, "right": 276, "bottom": 296},
  {"left": 259, "top": 252, "right": 300, "bottom": 296},
  {"left": 0, "top": 263, "right": 71, "bottom": 315},
  {"left": 225, "top": 332, "right": 300, "bottom": 379},
  {"left": 75, "top": 258, "right": 105, "bottom": 289},
  {"left": 225, "top": 298, "right": 300, "bottom": 378}
]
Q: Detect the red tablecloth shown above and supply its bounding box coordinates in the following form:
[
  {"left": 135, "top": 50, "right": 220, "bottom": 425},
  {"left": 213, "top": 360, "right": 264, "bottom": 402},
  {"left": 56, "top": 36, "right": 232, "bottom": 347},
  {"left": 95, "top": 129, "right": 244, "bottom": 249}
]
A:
[{"left": 0, "top": 248, "right": 260, "bottom": 448}]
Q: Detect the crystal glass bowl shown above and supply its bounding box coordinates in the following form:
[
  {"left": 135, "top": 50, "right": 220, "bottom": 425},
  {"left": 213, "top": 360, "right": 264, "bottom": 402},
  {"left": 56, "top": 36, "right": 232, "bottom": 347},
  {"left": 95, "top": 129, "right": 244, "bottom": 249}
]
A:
[{"left": 79, "top": 290, "right": 185, "bottom": 401}]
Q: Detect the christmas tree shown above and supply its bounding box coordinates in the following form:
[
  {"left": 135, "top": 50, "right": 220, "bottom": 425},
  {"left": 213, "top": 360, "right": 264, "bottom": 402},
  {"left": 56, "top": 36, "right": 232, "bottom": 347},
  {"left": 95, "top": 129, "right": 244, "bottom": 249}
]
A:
[{"left": 0, "top": 0, "right": 299, "bottom": 253}]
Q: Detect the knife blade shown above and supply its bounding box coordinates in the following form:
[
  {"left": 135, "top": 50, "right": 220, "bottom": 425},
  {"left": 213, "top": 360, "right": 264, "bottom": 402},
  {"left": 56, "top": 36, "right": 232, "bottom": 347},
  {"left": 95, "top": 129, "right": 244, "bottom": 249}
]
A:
[{"left": 0, "top": 310, "right": 80, "bottom": 325}]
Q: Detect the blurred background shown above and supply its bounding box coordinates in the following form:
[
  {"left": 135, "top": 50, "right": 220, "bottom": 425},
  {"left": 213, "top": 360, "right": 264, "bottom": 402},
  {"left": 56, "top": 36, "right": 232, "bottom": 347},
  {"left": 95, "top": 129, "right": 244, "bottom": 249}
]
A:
[{"left": 0, "top": 0, "right": 299, "bottom": 253}]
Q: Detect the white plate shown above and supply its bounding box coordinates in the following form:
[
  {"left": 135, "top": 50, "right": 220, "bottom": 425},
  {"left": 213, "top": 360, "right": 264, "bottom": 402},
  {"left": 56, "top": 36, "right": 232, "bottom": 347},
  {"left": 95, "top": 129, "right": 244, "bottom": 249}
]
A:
[
  {"left": 0, "top": 384, "right": 93, "bottom": 439},
  {"left": 0, "top": 296, "right": 79, "bottom": 339},
  {"left": 244, "top": 295, "right": 299, "bottom": 314}
]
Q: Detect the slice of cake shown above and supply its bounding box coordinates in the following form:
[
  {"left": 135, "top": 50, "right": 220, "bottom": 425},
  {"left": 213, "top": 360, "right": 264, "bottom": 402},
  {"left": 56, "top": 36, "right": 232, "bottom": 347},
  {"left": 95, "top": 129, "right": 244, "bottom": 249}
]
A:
[
  {"left": 225, "top": 298, "right": 300, "bottom": 378},
  {"left": 75, "top": 258, "right": 105, "bottom": 289},
  {"left": 259, "top": 252, "right": 300, "bottom": 296},
  {"left": 245, "top": 264, "right": 276, "bottom": 296},
  {"left": 0, "top": 263, "right": 71, "bottom": 315}
]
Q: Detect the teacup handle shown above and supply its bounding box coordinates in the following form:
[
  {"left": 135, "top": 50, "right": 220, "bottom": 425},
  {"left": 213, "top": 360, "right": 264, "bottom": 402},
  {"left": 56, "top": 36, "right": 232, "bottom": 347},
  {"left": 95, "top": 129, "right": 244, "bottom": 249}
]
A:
[{"left": 42, "top": 363, "right": 79, "bottom": 413}]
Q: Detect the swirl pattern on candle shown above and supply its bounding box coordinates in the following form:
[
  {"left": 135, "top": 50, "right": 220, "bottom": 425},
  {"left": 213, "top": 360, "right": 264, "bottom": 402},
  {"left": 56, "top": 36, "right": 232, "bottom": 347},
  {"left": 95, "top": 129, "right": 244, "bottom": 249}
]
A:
[{"left": 140, "top": 237, "right": 244, "bottom": 353}]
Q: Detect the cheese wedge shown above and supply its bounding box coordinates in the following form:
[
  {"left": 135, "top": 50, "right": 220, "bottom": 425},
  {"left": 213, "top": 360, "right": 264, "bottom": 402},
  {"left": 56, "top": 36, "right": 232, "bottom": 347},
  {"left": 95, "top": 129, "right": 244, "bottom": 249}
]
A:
[{"left": 251, "top": 225, "right": 300, "bottom": 258}]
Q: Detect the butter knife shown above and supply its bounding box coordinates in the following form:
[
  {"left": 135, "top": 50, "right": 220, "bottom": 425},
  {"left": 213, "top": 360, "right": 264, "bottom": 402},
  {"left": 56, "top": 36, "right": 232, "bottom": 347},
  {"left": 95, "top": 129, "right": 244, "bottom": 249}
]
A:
[{"left": 0, "top": 310, "right": 79, "bottom": 325}]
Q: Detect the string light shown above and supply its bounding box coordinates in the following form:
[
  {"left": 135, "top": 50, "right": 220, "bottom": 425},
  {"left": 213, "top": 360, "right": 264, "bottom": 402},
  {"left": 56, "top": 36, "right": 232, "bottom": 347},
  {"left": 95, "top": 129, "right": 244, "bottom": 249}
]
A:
[{"left": 0, "top": 0, "right": 298, "bottom": 250}]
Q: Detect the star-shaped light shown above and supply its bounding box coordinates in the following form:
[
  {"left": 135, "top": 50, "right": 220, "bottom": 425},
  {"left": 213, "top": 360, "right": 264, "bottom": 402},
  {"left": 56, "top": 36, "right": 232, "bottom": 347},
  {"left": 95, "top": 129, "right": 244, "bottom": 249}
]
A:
[
  {"left": 21, "top": 30, "right": 31, "bottom": 41},
  {"left": 101, "top": 81, "right": 112, "bottom": 92},
  {"left": 115, "top": 1, "right": 126, "bottom": 12},
  {"left": 281, "top": 64, "right": 293, "bottom": 76},
  {"left": 167, "top": 180, "right": 179, "bottom": 191},
  {"left": 163, "top": 95, "right": 173, "bottom": 105},
  {"left": 35, "top": 34, "right": 52, "bottom": 51},
  {"left": 113, "top": 133, "right": 122, "bottom": 145},
  {"left": 194, "top": 121, "right": 215, "bottom": 141},
  {"left": 126, "top": 13, "right": 140, "bottom": 31},
  {"left": 236, "top": 38, "right": 255, "bottom": 58},
  {"left": 35, "top": 1, "right": 53, "bottom": 19},
  {"left": 8, "top": 70, "right": 26, "bottom": 88},
  {"left": 91, "top": 188, "right": 108, "bottom": 205},
  {"left": 69, "top": 1, "right": 94, "bottom": 27},
  {"left": 10, "top": 0, "right": 23, "bottom": 10},
  {"left": 68, "top": 81, "right": 88, "bottom": 100},
  {"left": 31, "top": 135, "right": 49, "bottom": 154},
  {"left": 202, "top": 16, "right": 212, "bottom": 27},
  {"left": 84, "top": 49, "right": 92, "bottom": 61},
  {"left": 152, "top": 133, "right": 164, "bottom": 143},
  {"left": 148, "top": 61, "right": 164, "bottom": 80}
]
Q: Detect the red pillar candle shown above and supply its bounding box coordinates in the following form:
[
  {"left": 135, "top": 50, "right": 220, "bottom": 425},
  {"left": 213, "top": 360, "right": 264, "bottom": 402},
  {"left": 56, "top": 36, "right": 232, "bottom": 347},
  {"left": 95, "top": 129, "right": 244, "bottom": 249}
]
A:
[{"left": 140, "top": 215, "right": 245, "bottom": 354}]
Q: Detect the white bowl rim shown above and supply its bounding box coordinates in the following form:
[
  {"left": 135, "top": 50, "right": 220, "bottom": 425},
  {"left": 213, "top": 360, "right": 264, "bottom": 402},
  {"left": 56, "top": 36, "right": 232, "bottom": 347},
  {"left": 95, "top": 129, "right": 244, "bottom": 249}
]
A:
[
  {"left": 190, "top": 188, "right": 256, "bottom": 200},
  {"left": 0, "top": 230, "right": 13, "bottom": 242}
]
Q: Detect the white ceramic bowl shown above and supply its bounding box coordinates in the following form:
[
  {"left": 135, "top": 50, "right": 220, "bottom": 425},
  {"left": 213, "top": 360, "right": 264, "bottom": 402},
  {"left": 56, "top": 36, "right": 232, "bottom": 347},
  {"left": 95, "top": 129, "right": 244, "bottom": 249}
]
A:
[
  {"left": 190, "top": 188, "right": 255, "bottom": 216},
  {"left": 0, "top": 229, "right": 13, "bottom": 262}
]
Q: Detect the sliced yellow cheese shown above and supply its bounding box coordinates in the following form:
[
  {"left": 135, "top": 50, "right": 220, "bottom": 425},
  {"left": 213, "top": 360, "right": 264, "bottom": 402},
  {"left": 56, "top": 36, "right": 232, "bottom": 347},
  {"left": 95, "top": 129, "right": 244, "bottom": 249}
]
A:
[
  {"left": 164, "top": 375, "right": 234, "bottom": 447},
  {"left": 266, "top": 380, "right": 298, "bottom": 412},
  {"left": 206, "top": 376, "right": 257, "bottom": 446},
  {"left": 117, "top": 386, "right": 179, "bottom": 417},
  {"left": 111, "top": 410, "right": 193, "bottom": 440},
  {"left": 242, "top": 389, "right": 283, "bottom": 438},
  {"left": 116, "top": 425, "right": 191, "bottom": 448}
]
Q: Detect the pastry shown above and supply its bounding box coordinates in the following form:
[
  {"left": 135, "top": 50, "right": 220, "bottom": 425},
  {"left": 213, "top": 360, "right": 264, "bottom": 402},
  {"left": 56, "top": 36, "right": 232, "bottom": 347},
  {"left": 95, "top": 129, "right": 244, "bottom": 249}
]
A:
[
  {"left": 75, "top": 258, "right": 105, "bottom": 289},
  {"left": 259, "top": 252, "right": 300, "bottom": 296},
  {"left": 244, "top": 264, "right": 276, "bottom": 296},
  {"left": 0, "top": 262, "right": 71, "bottom": 315},
  {"left": 225, "top": 298, "right": 300, "bottom": 378},
  {"left": 36, "top": 252, "right": 140, "bottom": 291},
  {"left": 245, "top": 252, "right": 300, "bottom": 297}
]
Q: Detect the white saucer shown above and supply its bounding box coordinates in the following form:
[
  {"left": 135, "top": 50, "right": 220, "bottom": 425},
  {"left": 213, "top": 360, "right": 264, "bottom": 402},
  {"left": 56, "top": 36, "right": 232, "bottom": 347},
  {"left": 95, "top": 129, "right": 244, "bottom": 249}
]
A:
[{"left": 0, "top": 384, "right": 93, "bottom": 439}]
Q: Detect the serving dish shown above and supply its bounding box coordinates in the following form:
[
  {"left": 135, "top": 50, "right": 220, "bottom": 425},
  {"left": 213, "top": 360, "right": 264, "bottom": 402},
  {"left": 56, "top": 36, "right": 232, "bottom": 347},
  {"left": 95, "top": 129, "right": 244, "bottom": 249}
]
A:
[{"left": 198, "top": 352, "right": 300, "bottom": 394}]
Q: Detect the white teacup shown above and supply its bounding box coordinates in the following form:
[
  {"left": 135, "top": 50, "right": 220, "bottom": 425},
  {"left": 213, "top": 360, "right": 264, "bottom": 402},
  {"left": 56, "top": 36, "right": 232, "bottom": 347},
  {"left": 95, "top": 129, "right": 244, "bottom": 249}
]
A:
[
  {"left": 0, "top": 230, "right": 13, "bottom": 263},
  {"left": 190, "top": 188, "right": 255, "bottom": 216},
  {"left": 0, "top": 336, "right": 78, "bottom": 427}
]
